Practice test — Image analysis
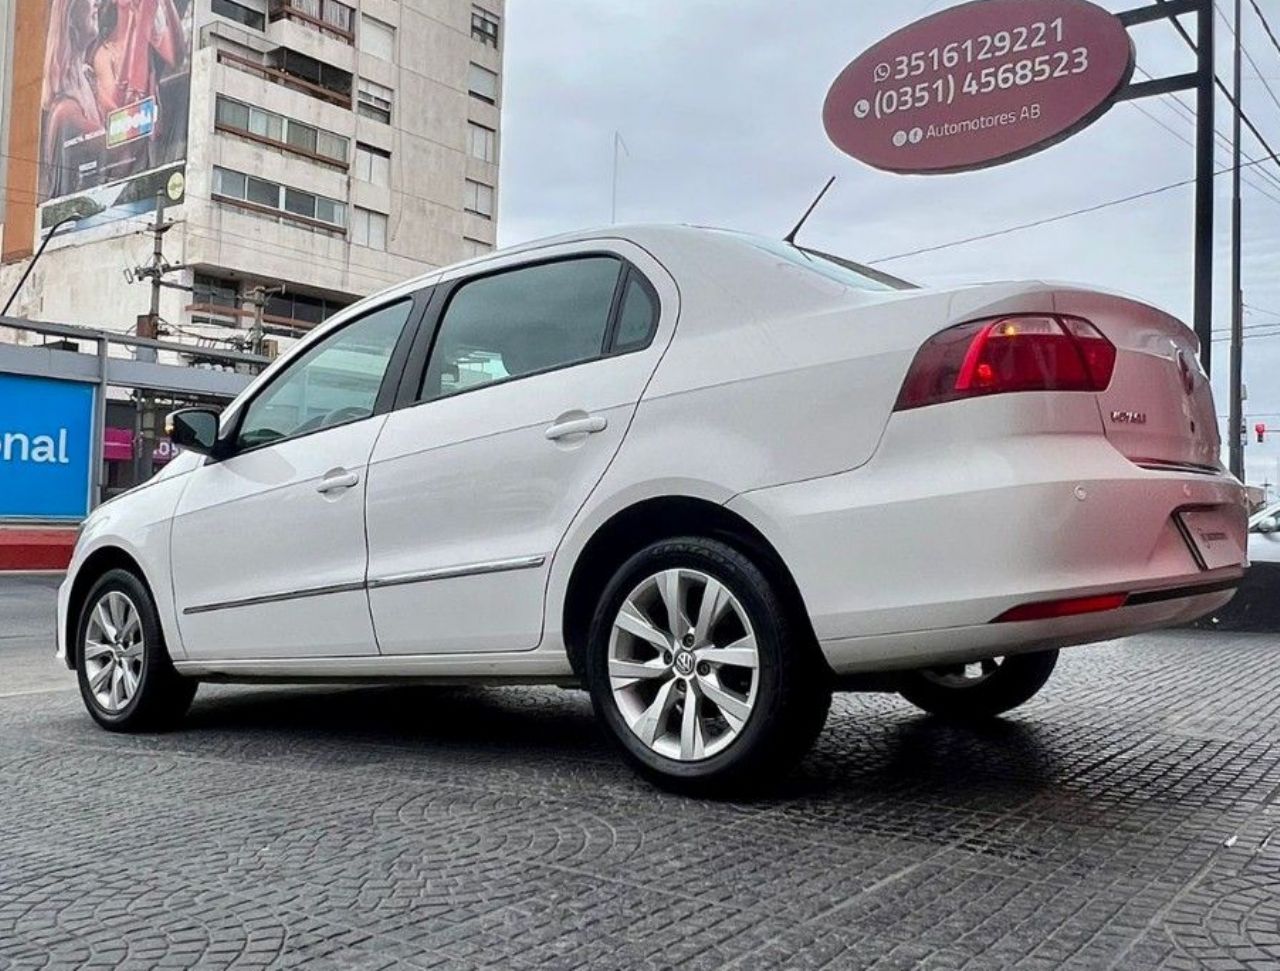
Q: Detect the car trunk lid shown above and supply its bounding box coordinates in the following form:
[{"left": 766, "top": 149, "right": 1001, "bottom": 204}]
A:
[{"left": 1053, "top": 288, "right": 1222, "bottom": 471}]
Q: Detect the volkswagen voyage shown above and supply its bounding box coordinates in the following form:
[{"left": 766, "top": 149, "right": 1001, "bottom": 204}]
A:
[{"left": 58, "top": 226, "right": 1248, "bottom": 791}]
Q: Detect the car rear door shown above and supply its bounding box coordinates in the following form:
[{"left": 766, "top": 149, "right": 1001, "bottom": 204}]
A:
[
  {"left": 170, "top": 296, "right": 423, "bottom": 660},
  {"left": 364, "top": 242, "right": 676, "bottom": 655}
]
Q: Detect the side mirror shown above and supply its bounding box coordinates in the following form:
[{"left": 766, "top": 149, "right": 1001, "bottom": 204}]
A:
[{"left": 166, "top": 408, "right": 221, "bottom": 455}]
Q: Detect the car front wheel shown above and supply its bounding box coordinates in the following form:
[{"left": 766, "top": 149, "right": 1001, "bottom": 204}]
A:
[
  {"left": 897, "top": 649, "right": 1058, "bottom": 720},
  {"left": 76, "top": 568, "right": 197, "bottom": 732},
  {"left": 584, "top": 537, "right": 830, "bottom": 794}
]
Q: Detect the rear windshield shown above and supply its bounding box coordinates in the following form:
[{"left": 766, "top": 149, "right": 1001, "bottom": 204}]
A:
[{"left": 731, "top": 234, "right": 917, "bottom": 292}]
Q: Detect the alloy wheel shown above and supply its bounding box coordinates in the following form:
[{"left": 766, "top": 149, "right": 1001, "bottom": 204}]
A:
[
  {"left": 607, "top": 568, "right": 760, "bottom": 761},
  {"left": 83, "top": 591, "right": 145, "bottom": 712}
]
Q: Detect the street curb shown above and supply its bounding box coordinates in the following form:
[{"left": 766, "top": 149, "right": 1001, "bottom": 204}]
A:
[{"left": 0, "top": 529, "right": 76, "bottom": 572}]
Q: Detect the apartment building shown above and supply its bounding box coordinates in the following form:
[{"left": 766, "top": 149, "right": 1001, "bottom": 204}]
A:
[{"left": 0, "top": 0, "right": 504, "bottom": 350}]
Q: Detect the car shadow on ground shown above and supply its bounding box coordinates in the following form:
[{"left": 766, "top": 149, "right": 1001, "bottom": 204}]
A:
[{"left": 176, "top": 681, "right": 1067, "bottom": 803}]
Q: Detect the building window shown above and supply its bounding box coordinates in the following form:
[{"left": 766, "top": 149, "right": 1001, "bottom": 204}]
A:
[
  {"left": 273, "top": 0, "right": 354, "bottom": 40},
  {"left": 212, "top": 0, "right": 266, "bottom": 31},
  {"left": 360, "top": 14, "right": 395, "bottom": 60},
  {"left": 467, "top": 122, "right": 496, "bottom": 163},
  {"left": 464, "top": 179, "right": 494, "bottom": 218},
  {"left": 191, "top": 273, "right": 242, "bottom": 325},
  {"left": 267, "top": 49, "right": 353, "bottom": 103},
  {"left": 471, "top": 6, "right": 499, "bottom": 48},
  {"left": 468, "top": 63, "right": 498, "bottom": 104},
  {"left": 462, "top": 237, "right": 492, "bottom": 259},
  {"left": 316, "top": 130, "right": 349, "bottom": 164},
  {"left": 352, "top": 207, "right": 388, "bottom": 250},
  {"left": 213, "top": 165, "right": 347, "bottom": 229},
  {"left": 354, "top": 143, "right": 391, "bottom": 186},
  {"left": 215, "top": 96, "right": 348, "bottom": 164},
  {"left": 357, "top": 78, "right": 393, "bottom": 124},
  {"left": 266, "top": 290, "right": 351, "bottom": 327}
]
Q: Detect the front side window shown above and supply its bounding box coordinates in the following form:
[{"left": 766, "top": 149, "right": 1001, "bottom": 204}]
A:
[
  {"left": 421, "top": 257, "right": 621, "bottom": 401},
  {"left": 236, "top": 300, "right": 412, "bottom": 449}
]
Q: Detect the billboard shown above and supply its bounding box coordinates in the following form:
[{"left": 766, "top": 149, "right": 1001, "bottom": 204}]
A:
[
  {"left": 40, "top": 161, "right": 186, "bottom": 232},
  {"left": 0, "top": 373, "right": 95, "bottom": 520},
  {"left": 824, "top": 0, "right": 1135, "bottom": 174},
  {"left": 38, "top": 0, "right": 192, "bottom": 210}
]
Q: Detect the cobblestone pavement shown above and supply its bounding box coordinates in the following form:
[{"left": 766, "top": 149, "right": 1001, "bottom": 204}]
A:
[{"left": 2, "top": 576, "right": 1280, "bottom": 970}]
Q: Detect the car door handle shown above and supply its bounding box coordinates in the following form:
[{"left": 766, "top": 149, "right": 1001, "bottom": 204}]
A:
[
  {"left": 545, "top": 415, "right": 608, "bottom": 441},
  {"left": 316, "top": 470, "right": 360, "bottom": 494}
]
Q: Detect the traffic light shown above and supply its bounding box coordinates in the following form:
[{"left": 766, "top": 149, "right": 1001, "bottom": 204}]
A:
[{"left": 1257, "top": 423, "right": 1267, "bottom": 444}]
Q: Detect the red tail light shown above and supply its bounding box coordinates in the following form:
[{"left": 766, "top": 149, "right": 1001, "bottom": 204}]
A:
[
  {"left": 895, "top": 314, "right": 1116, "bottom": 411},
  {"left": 993, "top": 592, "right": 1128, "bottom": 623}
]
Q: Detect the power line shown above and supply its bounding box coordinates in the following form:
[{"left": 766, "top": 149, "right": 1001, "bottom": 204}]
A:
[
  {"left": 1154, "top": 0, "right": 1280, "bottom": 180},
  {"left": 1126, "top": 91, "right": 1280, "bottom": 205},
  {"left": 1246, "top": 0, "right": 1280, "bottom": 64},
  {"left": 869, "top": 154, "right": 1277, "bottom": 264},
  {"left": 1133, "top": 64, "right": 1280, "bottom": 195}
]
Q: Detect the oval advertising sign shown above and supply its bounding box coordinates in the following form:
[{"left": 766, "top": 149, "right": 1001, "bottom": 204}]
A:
[{"left": 823, "top": 0, "right": 1135, "bottom": 174}]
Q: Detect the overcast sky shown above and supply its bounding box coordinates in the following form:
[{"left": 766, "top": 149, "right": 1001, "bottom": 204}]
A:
[{"left": 499, "top": 0, "right": 1280, "bottom": 489}]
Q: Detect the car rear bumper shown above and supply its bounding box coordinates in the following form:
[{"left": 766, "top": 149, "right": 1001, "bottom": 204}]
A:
[
  {"left": 726, "top": 400, "right": 1248, "bottom": 676},
  {"left": 815, "top": 575, "right": 1238, "bottom": 674}
]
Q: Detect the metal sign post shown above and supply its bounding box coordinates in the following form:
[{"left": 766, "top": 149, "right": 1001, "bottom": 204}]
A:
[{"left": 1114, "top": 0, "right": 1215, "bottom": 373}]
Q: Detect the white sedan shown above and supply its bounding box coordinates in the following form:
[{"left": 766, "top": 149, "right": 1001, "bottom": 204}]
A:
[{"left": 57, "top": 226, "right": 1248, "bottom": 792}]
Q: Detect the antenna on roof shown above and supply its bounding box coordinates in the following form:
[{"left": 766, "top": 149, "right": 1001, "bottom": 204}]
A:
[{"left": 783, "top": 176, "right": 835, "bottom": 246}]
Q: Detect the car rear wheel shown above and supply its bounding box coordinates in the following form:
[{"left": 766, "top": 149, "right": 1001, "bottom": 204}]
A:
[
  {"left": 584, "top": 537, "right": 831, "bottom": 794},
  {"left": 76, "top": 569, "right": 197, "bottom": 732},
  {"left": 897, "top": 649, "right": 1058, "bottom": 720}
]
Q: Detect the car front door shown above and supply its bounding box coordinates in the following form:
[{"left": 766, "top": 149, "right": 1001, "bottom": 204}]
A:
[
  {"left": 364, "top": 244, "right": 674, "bottom": 655},
  {"left": 170, "top": 296, "right": 421, "bottom": 660}
]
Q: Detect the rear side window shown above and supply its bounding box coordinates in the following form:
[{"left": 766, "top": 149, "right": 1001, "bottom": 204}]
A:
[
  {"left": 612, "top": 273, "right": 659, "bottom": 353},
  {"left": 420, "top": 256, "right": 622, "bottom": 400}
]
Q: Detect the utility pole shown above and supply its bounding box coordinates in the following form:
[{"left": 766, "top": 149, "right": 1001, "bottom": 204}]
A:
[
  {"left": 244, "top": 284, "right": 285, "bottom": 357},
  {"left": 1228, "top": 0, "right": 1245, "bottom": 480},
  {"left": 128, "top": 191, "right": 184, "bottom": 484},
  {"left": 1194, "top": 0, "right": 1216, "bottom": 374}
]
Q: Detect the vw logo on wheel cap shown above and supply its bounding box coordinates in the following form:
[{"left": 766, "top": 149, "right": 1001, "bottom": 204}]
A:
[{"left": 673, "top": 650, "right": 696, "bottom": 676}]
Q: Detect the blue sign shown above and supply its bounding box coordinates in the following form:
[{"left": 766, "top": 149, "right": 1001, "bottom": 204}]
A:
[{"left": 0, "top": 373, "right": 94, "bottom": 519}]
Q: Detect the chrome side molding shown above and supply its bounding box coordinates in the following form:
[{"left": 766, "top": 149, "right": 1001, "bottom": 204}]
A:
[
  {"left": 368, "top": 555, "right": 546, "bottom": 590},
  {"left": 182, "top": 555, "right": 546, "bottom": 615}
]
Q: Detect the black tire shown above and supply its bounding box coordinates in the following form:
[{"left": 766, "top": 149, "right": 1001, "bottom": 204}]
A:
[
  {"left": 897, "top": 649, "right": 1058, "bottom": 720},
  {"left": 75, "top": 568, "right": 197, "bottom": 732},
  {"left": 584, "top": 537, "right": 831, "bottom": 795}
]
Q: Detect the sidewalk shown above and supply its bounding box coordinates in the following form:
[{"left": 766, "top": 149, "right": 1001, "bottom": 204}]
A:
[{"left": 0, "top": 526, "right": 77, "bottom": 572}]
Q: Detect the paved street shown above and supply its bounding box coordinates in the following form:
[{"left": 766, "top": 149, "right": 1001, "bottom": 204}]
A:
[{"left": 2, "top": 576, "right": 1279, "bottom": 970}]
